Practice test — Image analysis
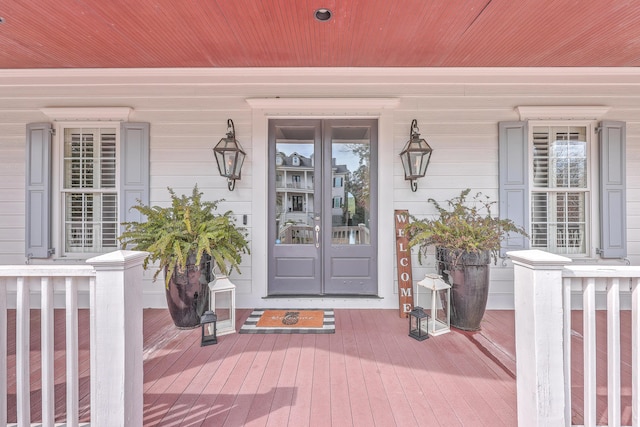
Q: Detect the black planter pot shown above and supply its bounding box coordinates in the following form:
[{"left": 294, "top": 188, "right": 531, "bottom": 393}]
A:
[
  {"left": 165, "top": 253, "right": 212, "bottom": 329},
  {"left": 437, "top": 248, "right": 491, "bottom": 331}
]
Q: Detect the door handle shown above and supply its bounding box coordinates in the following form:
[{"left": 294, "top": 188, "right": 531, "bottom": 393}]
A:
[{"left": 315, "top": 225, "right": 320, "bottom": 248}]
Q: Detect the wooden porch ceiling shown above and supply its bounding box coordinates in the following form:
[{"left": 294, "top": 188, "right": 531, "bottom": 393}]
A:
[{"left": 1, "top": 0, "right": 640, "bottom": 69}]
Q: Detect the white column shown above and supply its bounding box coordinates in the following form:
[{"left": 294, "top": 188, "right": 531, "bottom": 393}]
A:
[
  {"left": 507, "top": 250, "right": 571, "bottom": 427},
  {"left": 87, "top": 250, "right": 147, "bottom": 427}
]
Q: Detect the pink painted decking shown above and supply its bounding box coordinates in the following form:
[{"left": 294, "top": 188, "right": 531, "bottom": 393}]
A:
[{"left": 5, "top": 309, "right": 633, "bottom": 426}]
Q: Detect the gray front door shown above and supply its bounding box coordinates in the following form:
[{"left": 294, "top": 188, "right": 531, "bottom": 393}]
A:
[{"left": 268, "top": 119, "right": 378, "bottom": 295}]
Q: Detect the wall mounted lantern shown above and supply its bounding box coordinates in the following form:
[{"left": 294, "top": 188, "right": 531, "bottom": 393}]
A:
[
  {"left": 399, "top": 119, "right": 433, "bottom": 192},
  {"left": 213, "top": 119, "right": 246, "bottom": 191},
  {"left": 200, "top": 310, "right": 218, "bottom": 346}
]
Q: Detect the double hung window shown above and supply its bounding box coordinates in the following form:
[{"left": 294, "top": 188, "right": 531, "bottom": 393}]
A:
[
  {"left": 62, "top": 126, "right": 119, "bottom": 254},
  {"left": 530, "top": 125, "right": 590, "bottom": 255}
]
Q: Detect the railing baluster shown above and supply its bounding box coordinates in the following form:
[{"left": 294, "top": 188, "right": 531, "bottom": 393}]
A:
[
  {"left": 0, "top": 278, "right": 7, "bottom": 427},
  {"left": 16, "top": 276, "right": 30, "bottom": 426},
  {"left": 563, "top": 276, "right": 573, "bottom": 424},
  {"left": 633, "top": 277, "right": 639, "bottom": 427},
  {"left": 41, "top": 276, "right": 55, "bottom": 427},
  {"left": 583, "top": 277, "right": 597, "bottom": 427},
  {"left": 607, "top": 277, "right": 621, "bottom": 427},
  {"left": 66, "top": 276, "right": 79, "bottom": 427}
]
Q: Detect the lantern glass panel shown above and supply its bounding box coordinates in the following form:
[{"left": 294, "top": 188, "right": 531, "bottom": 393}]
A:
[
  {"left": 223, "top": 151, "right": 236, "bottom": 176},
  {"left": 200, "top": 310, "right": 218, "bottom": 346},
  {"left": 214, "top": 143, "right": 227, "bottom": 176},
  {"left": 209, "top": 276, "right": 236, "bottom": 336},
  {"left": 233, "top": 150, "right": 245, "bottom": 177},
  {"left": 213, "top": 289, "right": 232, "bottom": 330},
  {"left": 418, "top": 150, "right": 431, "bottom": 176}
]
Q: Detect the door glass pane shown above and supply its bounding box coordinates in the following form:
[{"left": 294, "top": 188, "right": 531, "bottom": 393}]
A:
[
  {"left": 274, "top": 126, "right": 316, "bottom": 245},
  {"left": 330, "top": 126, "right": 371, "bottom": 245}
]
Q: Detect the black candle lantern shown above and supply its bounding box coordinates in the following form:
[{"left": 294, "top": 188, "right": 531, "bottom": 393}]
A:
[
  {"left": 399, "top": 119, "right": 433, "bottom": 192},
  {"left": 200, "top": 310, "right": 218, "bottom": 346},
  {"left": 408, "top": 306, "right": 430, "bottom": 341},
  {"left": 213, "top": 119, "right": 246, "bottom": 191}
]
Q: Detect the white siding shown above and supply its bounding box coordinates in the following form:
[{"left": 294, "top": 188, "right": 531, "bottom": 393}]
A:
[{"left": 1, "top": 68, "right": 639, "bottom": 309}]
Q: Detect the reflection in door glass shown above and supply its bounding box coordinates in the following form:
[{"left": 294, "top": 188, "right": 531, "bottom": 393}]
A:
[
  {"left": 331, "top": 126, "right": 371, "bottom": 245},
  {"left": 274, "top": 126, "right": 315, "bottom": 245}
]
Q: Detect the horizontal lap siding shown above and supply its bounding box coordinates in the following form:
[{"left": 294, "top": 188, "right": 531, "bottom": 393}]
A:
[{"left": 0, "top": 70, "right": 639, "bottom": 309}]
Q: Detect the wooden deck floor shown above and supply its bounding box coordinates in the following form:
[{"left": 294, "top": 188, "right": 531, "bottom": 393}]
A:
[{"left": 5, "top": 308, "right": 633, "bottom": 426}]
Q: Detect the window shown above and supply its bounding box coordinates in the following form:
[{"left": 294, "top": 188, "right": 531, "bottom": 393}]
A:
[
  {"left": 333, "top": 197, "right": 343, "bottom": 208},
  {"left": 530, "top": 125, "right": 589, "bottom": 255},
  {"left": 25, "top": 118, "right": 149, "bottom": 260},
  {"left": 499, "top": 119, "right": 626, "bottom": 259},
  {"left": 292, "top": 196, "right": 303, "bottom": 212},
  {"left": 62, "top": 126, "right": 119, "bottom": 254},
  {"left": 333, "top": 176, "right": 343, "bottom": 187}
]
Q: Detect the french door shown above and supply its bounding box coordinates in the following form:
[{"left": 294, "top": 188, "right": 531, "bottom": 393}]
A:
[{"left": 268, "top": 119, "right": 378, "bottom": 295}]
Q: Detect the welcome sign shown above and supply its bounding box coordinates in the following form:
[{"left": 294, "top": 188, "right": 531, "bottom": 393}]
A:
[{"left": 394, "top": 210, "right": 414, "bottom": 318}]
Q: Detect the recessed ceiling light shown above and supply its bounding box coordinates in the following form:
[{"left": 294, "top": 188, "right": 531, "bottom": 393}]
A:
[{"left": 314, "top": 8, "right": 332, "bottom": 22}]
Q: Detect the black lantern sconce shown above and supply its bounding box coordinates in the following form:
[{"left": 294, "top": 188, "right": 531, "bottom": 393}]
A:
[
  {"left": 200, "top": 310, "right": 218, "bottom": 346},
  {"left": 408, "top": 306, "right": 430, "bottom": 341},
  {"left": 399, "top": 119, "right": 433, "bottom": 192},
  {"left": 213, "top": 119, "right": 246, "bottom": 191}
]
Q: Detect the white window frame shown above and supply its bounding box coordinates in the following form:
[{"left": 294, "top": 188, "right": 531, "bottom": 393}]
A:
[
  {"left": 52, "top": 121, "right": 121, "bottom": 259},
  {"left": 527, "top": 120, "right": 599, "bottom": 258}
]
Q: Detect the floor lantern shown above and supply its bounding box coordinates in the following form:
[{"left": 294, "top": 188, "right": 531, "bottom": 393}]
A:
[
  {"left": 417, "top": 273, "right": 451, "bottom": 336},
  {"left": 200, "top": 310, "right": 218, "bottom": 346},
  {"left": 208, "top": 274, "right": 236, "bottom": 336},
  {"left": 408, "top": 306, "right": 429, "bottom": 341}
]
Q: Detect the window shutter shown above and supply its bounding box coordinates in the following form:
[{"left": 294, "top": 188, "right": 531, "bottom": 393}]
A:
[
  {"left": 25, "top": 123, "right": 53, "bottom": 259},
  {"left": 598, "top": 121, "right": 626, "bottom": 258},
  {"left": 120, "top": 122, "right": 150, "bottom": 227},
  {"left": 498, "top": 121, "right": 530, "bottom": 257}
]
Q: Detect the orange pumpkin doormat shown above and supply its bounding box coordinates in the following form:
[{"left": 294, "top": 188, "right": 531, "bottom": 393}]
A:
[{"left": 239, "top": 309, "right": 335, "bottom": 334}]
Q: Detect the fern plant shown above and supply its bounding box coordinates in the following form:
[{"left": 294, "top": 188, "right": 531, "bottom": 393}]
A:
[
  {"left": 406, "top": 189, "right": 527, "bottom": 266},
  {"left": 119, "top": 185, "right": 250, "bottom": 287}
]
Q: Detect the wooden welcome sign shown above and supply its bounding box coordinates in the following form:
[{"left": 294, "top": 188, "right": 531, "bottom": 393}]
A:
[{"left": 394, "top": 210, "right": 414, "bottom": 318}]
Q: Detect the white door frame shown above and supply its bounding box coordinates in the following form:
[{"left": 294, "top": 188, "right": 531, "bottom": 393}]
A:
[{"left": 246, "top": 97, "right": 399, "bottom": 309}]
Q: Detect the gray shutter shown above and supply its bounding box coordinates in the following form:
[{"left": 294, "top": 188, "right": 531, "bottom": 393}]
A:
[
  {"left": 25, "top": 123, "right": 53, "bottom": 259},
  {"left": 498, "top": 121, "right": 530, "bottom": 257},
  {"left": 120, "top": 122, "right": 150, "bottom": 226},
  {"left": 599, "top": 121, "right": 626, "bottom": 258}
]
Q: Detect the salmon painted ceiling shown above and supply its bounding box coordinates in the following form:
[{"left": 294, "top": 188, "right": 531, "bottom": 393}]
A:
[{"left": 1, "top": 0, "right": 640, "bottom": 69}]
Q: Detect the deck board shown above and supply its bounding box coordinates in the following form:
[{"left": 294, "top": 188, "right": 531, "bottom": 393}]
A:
[{"left": 4, "top": 308, "right": 633, "bottom": 426}]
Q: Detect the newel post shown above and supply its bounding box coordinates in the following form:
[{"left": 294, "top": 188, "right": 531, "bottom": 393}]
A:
[
  {"left": 507, "top": 250, "right": 571, "bottom": 427},
  {"left": 87, "top": 250, "right": 147, "bottom": 427}
]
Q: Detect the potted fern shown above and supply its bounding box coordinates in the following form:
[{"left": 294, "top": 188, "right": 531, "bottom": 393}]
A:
[
  {"left": 119, "top": 185, "right": 250, "bottom": 329},
  {"left": 406, "top": 189, "right": 527, "bottom": 331}
]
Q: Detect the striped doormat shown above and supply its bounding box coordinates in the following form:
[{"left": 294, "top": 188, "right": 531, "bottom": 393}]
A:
[{"left": 239, "top": 309, "right": 335, "bottom": 334}]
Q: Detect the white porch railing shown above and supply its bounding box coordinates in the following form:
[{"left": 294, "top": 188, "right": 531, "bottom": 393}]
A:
[
  {"left": 509, "top": 250, "right": 640, "bottom": 427},
  {"left": 1, "top": 250, "right": 146, "bottom": 427}
]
